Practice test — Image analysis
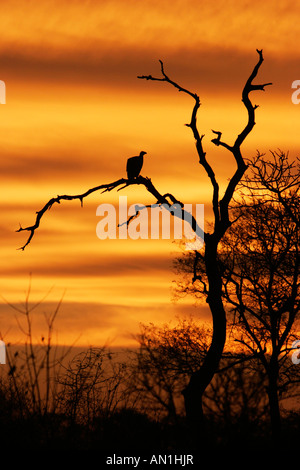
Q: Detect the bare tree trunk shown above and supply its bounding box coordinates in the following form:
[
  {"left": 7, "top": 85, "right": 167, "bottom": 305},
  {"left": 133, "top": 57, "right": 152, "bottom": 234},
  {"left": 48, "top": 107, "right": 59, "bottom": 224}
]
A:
[
  {"left": 183, "top": 304, "right": 226, "bottom": 424},
  {"left": 183, "top": 236, "right": 226, "bottom": 428},
  {"left": 267, "top": 362, "right": 282, "bottom": 447}
]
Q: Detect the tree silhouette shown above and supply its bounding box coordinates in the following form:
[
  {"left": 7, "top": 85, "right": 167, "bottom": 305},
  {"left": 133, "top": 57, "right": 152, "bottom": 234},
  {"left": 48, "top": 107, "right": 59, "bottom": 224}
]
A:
[
  {"left": 242, "top": 150, "right": 299, "bottom": 228},
  {"left": 17, "top": 50, "right": 271, "bottom": 435},
  {"left": 175, "top": 152, "right": 300, "bottom": 445},
  {"left": 127, "top": 318, "right": 211, "bottom": 423},
  {"left": 57, "top": 347, "right": 129, "bottom": 427},
  {"left": 128, "top": 318, "right": 269, "bottom": 436}
]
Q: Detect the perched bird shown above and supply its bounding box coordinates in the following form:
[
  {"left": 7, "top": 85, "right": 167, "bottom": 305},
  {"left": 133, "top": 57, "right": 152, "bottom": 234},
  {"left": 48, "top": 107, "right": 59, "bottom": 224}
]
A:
[{"left": 126, "top": 151, "right": 147, "bottom": 179}]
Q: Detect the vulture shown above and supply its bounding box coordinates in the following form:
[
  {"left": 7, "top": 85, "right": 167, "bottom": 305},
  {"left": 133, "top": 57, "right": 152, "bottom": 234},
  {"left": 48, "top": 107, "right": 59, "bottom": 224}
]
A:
[{"left": 126, "top": 151, "right": 147, "bottom": 179}]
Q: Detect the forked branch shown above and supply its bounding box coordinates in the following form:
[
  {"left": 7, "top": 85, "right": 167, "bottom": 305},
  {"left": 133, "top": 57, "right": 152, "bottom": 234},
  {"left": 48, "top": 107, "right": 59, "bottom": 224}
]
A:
[
  {"left": 138, "top": 60, "right": 220, "bottom": 229},
  {"left": 216, "top": 49, "right": 272, "bottom": 231},
  {"left": 138, "top": 51, "right": 271, "bottom": 235}
]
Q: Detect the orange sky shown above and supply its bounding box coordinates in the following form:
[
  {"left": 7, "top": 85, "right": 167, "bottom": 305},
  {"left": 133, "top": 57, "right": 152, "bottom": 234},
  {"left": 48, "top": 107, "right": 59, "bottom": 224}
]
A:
[{"left": 1, "top": 0, "right": 300, "bottom": 347}]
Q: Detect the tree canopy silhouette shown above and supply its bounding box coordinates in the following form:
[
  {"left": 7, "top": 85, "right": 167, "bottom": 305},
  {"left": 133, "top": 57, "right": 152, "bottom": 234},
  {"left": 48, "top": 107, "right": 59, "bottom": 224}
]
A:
[{"left": 129, "top": 318, "right": 269, "bottom": 432}]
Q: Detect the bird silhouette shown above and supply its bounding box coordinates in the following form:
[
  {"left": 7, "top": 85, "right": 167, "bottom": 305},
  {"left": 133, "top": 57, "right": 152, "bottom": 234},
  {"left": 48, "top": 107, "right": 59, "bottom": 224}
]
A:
[{"left": 126, "top": 151, "right": 147, "bottom": 179}]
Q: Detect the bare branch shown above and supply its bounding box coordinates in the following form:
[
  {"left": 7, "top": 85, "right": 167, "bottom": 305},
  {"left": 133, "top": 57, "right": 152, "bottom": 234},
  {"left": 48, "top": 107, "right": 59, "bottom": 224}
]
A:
[
  {"left": 235, "top": 49, "right": 272, "bottom": 150},
  {"left": 217, "top": 49, "right": 272, "bottom": 230},
  {"left": 139, "top": 60, "right": 220, "bottom": 230},
  {"left": 211, "top": 130, "right": 232, "bottom": 152},
  {"left": 138, "top": 60, "right": 198, "bottom": 101},
  {"left": 17, "top": 175, "right": 203, "bottom": 250},
  {"left": 17, "top": 178, "right": 126, "bottom": 250},
  {"left": 118, "top": 203, "right": 157, "bottom": 228}
]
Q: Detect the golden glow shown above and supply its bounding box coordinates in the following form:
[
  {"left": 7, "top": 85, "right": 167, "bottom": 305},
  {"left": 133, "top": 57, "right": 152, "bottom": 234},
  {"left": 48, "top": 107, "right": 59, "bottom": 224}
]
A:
[
  {"left": 0, "top": 1, "right": 299, "bottom": 56},
  {"left": 1, "top": 0, "right": 299, "bottom": 347}
]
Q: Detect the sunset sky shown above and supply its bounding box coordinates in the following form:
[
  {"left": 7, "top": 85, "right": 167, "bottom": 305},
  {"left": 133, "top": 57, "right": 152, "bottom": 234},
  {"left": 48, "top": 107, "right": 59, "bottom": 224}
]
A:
[{"left": 1, "top": 0, "right": 300, "bottom": 347}]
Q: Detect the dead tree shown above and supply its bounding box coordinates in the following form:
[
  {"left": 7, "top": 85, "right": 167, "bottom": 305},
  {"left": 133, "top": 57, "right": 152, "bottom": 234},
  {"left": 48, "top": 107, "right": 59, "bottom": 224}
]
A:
[{"left": 17, "top": 50, "right": 271, "bottom": 433}]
